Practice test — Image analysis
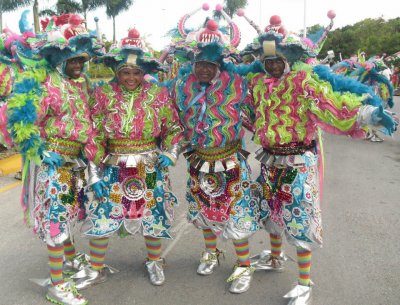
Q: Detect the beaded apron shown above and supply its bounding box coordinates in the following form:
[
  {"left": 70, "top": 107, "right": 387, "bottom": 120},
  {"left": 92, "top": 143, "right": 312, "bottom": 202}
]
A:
[
  {"left": 185, "top": 142, "right": 262, "bottom": 240},
  {"left": 82, "top": 139, "right": 177, "bottom": 239},
  {"left": 29, "top": 138, "right": 87, "bottom": 245}
]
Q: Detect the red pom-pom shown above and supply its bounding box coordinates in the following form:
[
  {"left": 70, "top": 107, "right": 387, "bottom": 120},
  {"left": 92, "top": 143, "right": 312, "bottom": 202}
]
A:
[
  {"left": 206, "top": 19, "right": 219, "bottom": 31},
  {"left": 269, "top": 15, "right": 282, "bottom": 25},
  {"left": 215, "top": 4, "right": 223, "bottom": 11},
  {"left": 69, "top": 14, "right": 84, "bottom": 26},
  {"left": 128, "top": 28, "right": 140, "bottom": 39},
  {"left": 236, "top": 8, "right": 245, "bottom": 17},
  {"left": 327, "top": 10, "right": 336, "bottom": 19},
  {"left": 202, "top": 3, "right": 210, "bottom": 11}
]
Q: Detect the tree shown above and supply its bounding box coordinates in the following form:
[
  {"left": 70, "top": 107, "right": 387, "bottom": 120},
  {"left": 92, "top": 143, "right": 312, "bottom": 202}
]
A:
[
  {"left": 105, "top": 0, "right": 133, "bottom": 43},
  {"left": 223, "top": 0, "right": 248, "bottom": 19},
  {"left": 0, "top": 0, "right": 31, "bottom": 33}
]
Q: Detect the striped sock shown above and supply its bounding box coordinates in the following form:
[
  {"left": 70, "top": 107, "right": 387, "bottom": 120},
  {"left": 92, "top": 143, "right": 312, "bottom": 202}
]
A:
[
  {"left": 202, "top": 228, "right": 217, "bottom": 252},
  {"left": 47, "top": 244, "right": 65, "bottom": 286},
  {"left": 232, "top": 238, "right": 250, "bottom": 266},
  {"left": 63, "top": 239, "right": 76, "bottom": 261},
  {"left": 297, "top": 247, "right": 312, "bottom": 286},
  {"left": 89, "top": 237, "right": 109, "bottom": 271},
  {"left": 270, "top": 233, "right": 283, "bottom": 257},
  {"left": 144, "top": 236, "right": 162, "bottom": 261}
]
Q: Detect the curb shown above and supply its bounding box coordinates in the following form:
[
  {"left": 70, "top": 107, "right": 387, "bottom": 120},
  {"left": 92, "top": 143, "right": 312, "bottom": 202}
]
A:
[{"left": 0, "top": 154, "right": 22, "bottom": 176}]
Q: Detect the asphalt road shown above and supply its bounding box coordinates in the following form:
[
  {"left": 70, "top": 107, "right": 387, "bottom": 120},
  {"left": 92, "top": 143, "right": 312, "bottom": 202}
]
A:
[{"left": 0, "top": 97, "right": 399, "bottom": 305}]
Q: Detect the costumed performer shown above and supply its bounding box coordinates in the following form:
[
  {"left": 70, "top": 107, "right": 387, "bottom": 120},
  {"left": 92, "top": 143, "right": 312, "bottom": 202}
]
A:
[
  {"left": 245, "top": 36, "right": 398, "bottom": 304},
  {"left": 172, "top": 41, "right": 262, "bottom": 294},
  {"left": 81, "top": 37, "right": 184, "bottom": 287}
]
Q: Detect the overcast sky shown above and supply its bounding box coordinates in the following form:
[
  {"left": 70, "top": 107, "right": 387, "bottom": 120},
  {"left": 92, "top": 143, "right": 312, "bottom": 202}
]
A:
[{"left": 2, "top": 0, "right": 399, "bottom": 50}]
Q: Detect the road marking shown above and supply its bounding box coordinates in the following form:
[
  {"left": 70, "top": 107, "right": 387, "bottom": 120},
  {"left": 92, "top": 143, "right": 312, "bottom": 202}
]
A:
[
  {"left": 0, "top": 181, "right": 22, "bottom": 193},
  {"left": 163, "top": 217, "right": 190, "bottom": 259}
]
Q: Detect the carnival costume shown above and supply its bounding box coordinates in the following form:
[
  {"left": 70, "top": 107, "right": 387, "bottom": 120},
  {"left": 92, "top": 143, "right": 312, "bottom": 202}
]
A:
[
  {"left": 172, "top": 39, "right": 262, "bottom": 293},
  {"left": 82, "top": 35, "right": 183, "bottom": 286},
  {"left": 245, "top": 33, "right": 397, "bottom": 304},
  {"left": 5, "top": 14, "right": 109, "bottom": 305}
]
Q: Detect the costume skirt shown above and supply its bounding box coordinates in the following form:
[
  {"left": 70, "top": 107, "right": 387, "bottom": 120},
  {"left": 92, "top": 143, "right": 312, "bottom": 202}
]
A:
[
  {"left": 25, "top": 158, "right": 87, "bottom": 246},
  {"left": 184, "top": 143, "right": 262, "bottom": 240},
  {"left": 256, "top": 148, "right": 323, "bottom": 250},
  {"left": 82, "top": 151, "right": 177, "bottom": 239}
]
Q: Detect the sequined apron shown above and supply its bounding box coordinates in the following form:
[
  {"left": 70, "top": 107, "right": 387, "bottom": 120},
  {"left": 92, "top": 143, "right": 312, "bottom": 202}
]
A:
[
  {"left": 184, "top": 141, "right": 262, "bottom": 240},
  {"left": 82, "top": 139, "right": 177, "bottom": 239},
  {"left": 29, "top": 138, "right": 87, "bottom": 246},
  {"left": 256, "top": 142, "right": 323, "bottom": 250}
]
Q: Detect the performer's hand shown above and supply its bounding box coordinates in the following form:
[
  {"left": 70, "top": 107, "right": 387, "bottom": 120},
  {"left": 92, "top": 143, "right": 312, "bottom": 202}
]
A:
[
  {"left": 158, "top": 154, "right": 174, "bottom": 167},
  {"left": 372, "top": 105, "right": 398, "bottom": 135},
  {"left": 42, "top": 151, "right": 63, "bottom": 168},
  {"left": 92, "top": 180, "right": 109, "bottom": 199}
]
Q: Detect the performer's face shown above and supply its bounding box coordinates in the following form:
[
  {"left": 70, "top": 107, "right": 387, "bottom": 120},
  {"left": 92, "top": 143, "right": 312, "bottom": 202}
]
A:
[
  {"left": 264, "top": 57, "right": 285, "bottom": 78},
  {"left": 194, "top": 61, "right": 218, "bottom": 84},
  {"left": 117, "top": 67, "right": 144, "bottom": 91},
  {"left": 65, "top": 57, "right": 86, "bottom": 79}
]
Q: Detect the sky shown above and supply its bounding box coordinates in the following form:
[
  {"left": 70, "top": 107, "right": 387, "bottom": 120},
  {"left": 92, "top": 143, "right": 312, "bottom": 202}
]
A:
[{"left": 2, "top": 0, "right": 399, "bottom": 51}]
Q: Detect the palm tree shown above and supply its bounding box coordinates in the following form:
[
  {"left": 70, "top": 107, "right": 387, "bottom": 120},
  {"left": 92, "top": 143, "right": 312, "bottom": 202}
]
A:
[
  {"left": 0, "top": 0, "right": 31, "bottom": 32},
  {"left": 105, "top": 0, "right": 134, "bottom": 42}
]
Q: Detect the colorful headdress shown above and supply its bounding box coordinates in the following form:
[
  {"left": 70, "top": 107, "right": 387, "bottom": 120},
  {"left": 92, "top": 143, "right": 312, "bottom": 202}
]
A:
[
  {"left": 36, "top": 14, "right": 104, "bottom": 67},
  {"left": 240, "top": 11, "right": 336, "bottom": 65},
  {"left": 193, "top": 41, "right": 226, "bottom": 65},
  {"left": 99, "top": 46, "right": 165, "bottom": 75}
]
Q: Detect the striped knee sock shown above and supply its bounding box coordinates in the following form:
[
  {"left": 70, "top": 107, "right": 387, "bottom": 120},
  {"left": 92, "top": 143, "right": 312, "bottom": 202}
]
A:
[
  {"left": 232, "top": 238, "right": 250, "bottom": 266},
  {"left": 270, "top": 233, "right": 283, "bottom": 257},
  {"left": 89, "top": 237, "right": 109, "bottom": 271},
  {"left": 63, "top": 239, "right": 76, "bottom": 261},
  {"left": 202, "top": 228, "right": 217, "bottom": 252},
  {"left": 47, "top": 244, "right": 65, "bottom": 286},
  {"left": 144, "top": 236, "right": 162, "bottom": 261},
  {"left": 297, "top": 247, "right": 312, "bottom": 286}
]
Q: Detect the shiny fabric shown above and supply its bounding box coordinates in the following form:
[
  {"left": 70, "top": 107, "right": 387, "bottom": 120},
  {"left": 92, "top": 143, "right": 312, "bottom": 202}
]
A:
[
  {"left": 227, "top": 265, "right": 255, "bottom": 294},
  {"left": 145, "top": 258, "right": 166, "bottom": 286},
  {"left": 82, "top": 152, "right": 177, "bottom": 239},
  {"left": 186, "top": 149, "right": 262, "bottom": 240},
  {"left": 46, "top": 281, "right": 87, "bottom": 305},
  {"left": 197, "top": 249, "right": 222, "bottom": 275},
  {"left": 284, "top": 284, "right": 313, "bottom": 305},
  {"left": 85, "top": 81, "right": 184, "bottom": 239},
  {"left": 250, "top": 249, "right": 288, "bottom": 271},
  {"left": 257, "top": 151, "right": 322, "bottom": 250},
  {"left": 27, "top": 158, "right": 87, "bottom": 246}
]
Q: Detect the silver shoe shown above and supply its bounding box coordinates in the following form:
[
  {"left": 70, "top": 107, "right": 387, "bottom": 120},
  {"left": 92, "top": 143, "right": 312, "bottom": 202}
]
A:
[
  {"left": 72, "top": 267, "right": 108, "bottom": 290},
  {"left": 197, "top": 249, "right": 223, "bottom": 275},
  {"left": 250, "top": 249, "right": 288, "bottom": 272},
  {"left": 283, "top": 283, "right": 313, "bottom": 305},
  {"left": 145, "top": 258, "right": 166, "bottom": 286},
  {"left": 63, "top": 253, "right": 90, "bottom": 275},
  {"left": 46, "top": 281, "right": 87, "bottom": 305},
  {"left": 227, "top": 265, "right": 255, "bottom": 294}
]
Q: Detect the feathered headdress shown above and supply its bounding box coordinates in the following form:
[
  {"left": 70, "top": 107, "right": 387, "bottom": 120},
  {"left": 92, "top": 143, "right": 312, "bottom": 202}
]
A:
[
  {"left": 36, "top": 14, "right": 104, "bottom": 67},
  {"left": 98, "top": 45, "right": 165, "bottom": 75}
]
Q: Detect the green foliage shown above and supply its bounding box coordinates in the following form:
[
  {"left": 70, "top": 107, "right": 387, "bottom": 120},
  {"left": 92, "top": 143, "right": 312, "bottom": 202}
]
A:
[
  {"left": 320, "top": 17, "right": 400, "bottom": 60},
  {"left": 223, "top": 0, "right": 248, "bottom": 18},
  {"left": 88, "top": 62, "right": 114, "bottom": 80},
  {"left": 0, "top": 0, "right": 31, "bottom": 12}
]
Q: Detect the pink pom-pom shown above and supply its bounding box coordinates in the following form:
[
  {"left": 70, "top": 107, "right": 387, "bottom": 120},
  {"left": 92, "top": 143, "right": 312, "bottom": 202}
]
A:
[
  {"left": 327, "top": 10, "right": 336, "bottom": 19},
  {"left": 215, "top": 4, "right": 223, "bottom": 12},
  {"left": 206, "top": 20, "right": 219, "bottom": 31},
  {"left": 236, "top": 8, "right": 245, "bottom": 17},
  {"left": 202, "top": 3, "right": 210, "bottom": 11}
]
